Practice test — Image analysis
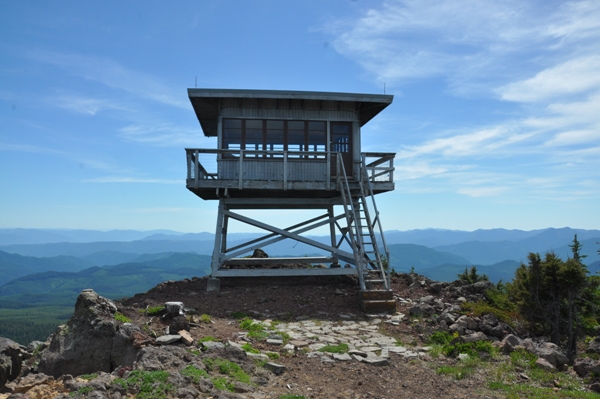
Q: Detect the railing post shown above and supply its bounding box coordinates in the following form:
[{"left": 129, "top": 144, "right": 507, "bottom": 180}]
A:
[
  {"left": 238, "top": 150, "right": 244, "bottom": 190},
  {"left": 326, "top": 151, "right": 331, "bottom": 189},
  {"left": 186, "top": 150, "right": 191, "bottom": 181},
  {"left": 194, "top": 150, "right": 199, "bottom": 187},
  {"left": 283, "top": 152, "right": 288, "bottom": 190}
]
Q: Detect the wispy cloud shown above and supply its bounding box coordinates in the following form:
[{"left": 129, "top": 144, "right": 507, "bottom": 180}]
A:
[
  {"left": 496, "top": 56, "right": 600, "bottom": 102},
  {"left": 119, "top": 123, "right": 210, "bottom": 147},
  {"left": 330, "top": 0, "right": 600, "bottom": 202},
  {"left": 0, "top": 141, "right": 67, "bottom": 155},
  {"left": 49, "top": 93, "right": 129, "bottom": 116},
  {"left": 0, "top": 140, "right": 135, "bottom": 174},
  {"left": 26, "top": 50, "right": 187, "bottom": 109},
  {"left": 330, "top": 0, "right": 600, "bottom": 93}
]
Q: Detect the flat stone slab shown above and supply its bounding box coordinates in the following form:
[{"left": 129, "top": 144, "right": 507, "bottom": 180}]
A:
[
  {"left": 264, "top": 362, "right": 286, "bottom": 375},
  {"left": 156, "top": 334, "right": 181, "bottom": 345},
  {"left": 349, "top": 349, "right": 367, "bottom": 357},
  {"left": 333, "top": 353, "right": 352, "bottom": 361},
  {"left": 358, "top": 346, "right": 381, "bottom": 352},
  {"left": 309, "top": 343, "right": 326, "bottom": 351},
  {"left": 266, "top": 339, "right": 284, "bottom": 345},
  {"left": 202, "top": 341, "right": 225, "bottom": 350},
  {"left": 385, "top": 346, "right": 407, "bottom": 353},
  {"left": 247, "top": 352, "right": 269, "bottom": 361}
]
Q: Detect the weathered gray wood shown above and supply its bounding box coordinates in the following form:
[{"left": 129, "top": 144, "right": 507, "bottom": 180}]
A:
[
  {"left": 219, "top": 208, "right": 355, "bottom": 264},
  {"left": 223, "top": 213, "right": 330, "bottom": 254},
  {"left": 225, "top": 257, "right": 336, "bottom": 265},
  {"left": 213, "top": 268, "right": 357, "bottom": 278}
]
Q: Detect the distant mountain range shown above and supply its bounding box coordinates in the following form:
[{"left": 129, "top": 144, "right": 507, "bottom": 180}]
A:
[
  {"left": 0, "top": 252, "right": 211, "bottom": 302},
  {"left": 1, "top": 227, "right": 598, "bottom": 345},
  {"left": 2, "top": 226, "right": 598, "bottom": 265}
]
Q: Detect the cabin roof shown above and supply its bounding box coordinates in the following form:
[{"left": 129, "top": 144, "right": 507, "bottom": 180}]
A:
[{"left": 188, "top": 88, "right": 393, "bottom": 137}]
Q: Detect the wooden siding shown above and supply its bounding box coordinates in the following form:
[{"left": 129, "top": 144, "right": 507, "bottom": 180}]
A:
[{"left": 220, "top": 106, "right": 359, "bottom": 121}]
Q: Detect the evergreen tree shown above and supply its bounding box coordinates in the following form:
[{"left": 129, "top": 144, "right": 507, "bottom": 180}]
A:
[
  {"left": 507, "top": 235, "right": 594, "bottom": 360},
  {"left": 457, "top": 266, "right": 489, "bottom": 284}
]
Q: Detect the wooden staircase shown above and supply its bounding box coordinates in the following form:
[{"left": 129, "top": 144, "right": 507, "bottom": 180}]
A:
[{"left": 337, "top": 155, "right": 396, "bottom": 314}]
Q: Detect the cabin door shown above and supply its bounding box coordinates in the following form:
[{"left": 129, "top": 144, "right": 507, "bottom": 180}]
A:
[{"left": 330, "top": 122, "right": 353, "bottom": 178}]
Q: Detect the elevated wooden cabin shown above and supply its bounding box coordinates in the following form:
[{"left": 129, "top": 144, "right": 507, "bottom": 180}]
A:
[{"left": 185, "top": 89, "right": 397, "bottom": 311}]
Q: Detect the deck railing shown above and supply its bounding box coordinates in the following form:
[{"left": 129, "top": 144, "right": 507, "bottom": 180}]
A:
[{"left": 185, "top": 149, "right": 394, "bottom": 187}]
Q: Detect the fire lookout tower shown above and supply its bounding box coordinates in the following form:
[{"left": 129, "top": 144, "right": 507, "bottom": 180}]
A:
[{"left": 185, "top": 89, "right": 396, "bottom": 312}]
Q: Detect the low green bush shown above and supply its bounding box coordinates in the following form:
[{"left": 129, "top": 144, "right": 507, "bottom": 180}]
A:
[
  {"left": 114, "top": 312, "right": 131, "bottom": 323},
  {"left": 114, "top": 370, "right": 174, "bottom": 399}
]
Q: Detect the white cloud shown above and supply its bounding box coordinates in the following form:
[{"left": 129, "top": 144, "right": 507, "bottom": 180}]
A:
[
  {"left": 119, "top": 123, "right": 208, "bottom": 147},
  {"left": 26, "top": 50, "right": 188, "bottom": 109},
  {"left": 330, "top": 0, "right": 600, "bottom": 93},
  {"left": 457, "top": 186, "right": 508, "bottom": 197},
  {"left": 545, "top": 129, "right": 600, "bottom": 146},
  {"left": 497, "top": 56, "right": 600, "bottom": 102},
  {"left": 0, "top": 141, "right": 65, "bottom": 155},
  {"left": 50, "top": 94, "right": 128, "bottom": 115},
  {"left": 397, "top": 127, "right": 516, "bottom": 158},
  {"left": 393, "top": 162, "right": 449, "bottom": 179}
]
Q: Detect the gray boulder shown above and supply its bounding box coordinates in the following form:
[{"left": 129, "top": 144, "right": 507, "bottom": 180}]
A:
[
  {"left": 37, "top": 289, "right": 141, "bottom": 377},
  {"left": 111, "top": 323, "right": 145, "bottom": 370},
  {"left": 0, "top": 337, "right": 23, "bottom": 389},
  {"left": 409, "top": 303, "right": 434, "bottom": 318},
  {"left": 573, "top": 357, "right": 600, "bottom": 377},
  {"left": 499, "top": 334, "right": 521, "bottom": 353},
  {"left": 462, "top": 332, "right": 488, "bottom": 343},
  {"left": 587, "top": 336, "right": 600, "bottom": 354},
  {"left": 532, "top": 342, "right": 569, "bottom": 369},
  {"left": 134, "top": 346, "right": 197, "bottom": 371}
]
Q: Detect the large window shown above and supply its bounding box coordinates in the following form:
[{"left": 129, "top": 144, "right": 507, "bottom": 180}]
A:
[{"left": 222, "top": 119, "right": 326, "bottom": 158}]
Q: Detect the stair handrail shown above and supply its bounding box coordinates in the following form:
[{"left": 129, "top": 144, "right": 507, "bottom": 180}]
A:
[
  {"left": 336, "top": 153, "right": 367, "bottom": 290},
  {"left": 360, "top": 153, "right": 391, "bottom": 289}
]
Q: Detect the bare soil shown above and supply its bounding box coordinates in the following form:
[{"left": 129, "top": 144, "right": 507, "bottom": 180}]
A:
[{"left": 120, "top": 275, "right": 502, "bottom": 399}]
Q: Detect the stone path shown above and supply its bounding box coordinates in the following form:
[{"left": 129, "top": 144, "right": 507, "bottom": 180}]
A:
[{"left": 229, "top": 313, "right": 432, "bottom": 366}]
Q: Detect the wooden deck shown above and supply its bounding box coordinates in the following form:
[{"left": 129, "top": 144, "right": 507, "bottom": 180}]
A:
[{"left": 185, "top": 149, "right": 395, "bottom": 203}]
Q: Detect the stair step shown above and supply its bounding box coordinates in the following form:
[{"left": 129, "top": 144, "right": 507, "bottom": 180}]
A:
[
  {"left": 359, "top": 299, "right": 397, "bottom": 313},
  {"left": 359, "top": 290, "right": 394, "bottom": 301}
]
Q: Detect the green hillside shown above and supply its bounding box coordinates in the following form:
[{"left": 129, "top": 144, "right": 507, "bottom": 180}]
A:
[
  {"left": 388, "top": 243, "right": 472, "bottom": 272},
  {"left": 0, "top": 252, "right": 211, "bottom": 345},
  {"left": 0, "top": 250, "right": 93, "bottom": 286},
  {"left": 418, "top": 260, "right": 520, "bottom": 283}
]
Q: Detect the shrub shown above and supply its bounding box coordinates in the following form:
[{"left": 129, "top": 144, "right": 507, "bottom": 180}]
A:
[
  {"left": 428, "top": 331, "right": 453, "bottom": 346},
  {"left": 180, "top": 365, "right": 209, "bottom": 384},
  {"left": 114, "top": 370, "right": 174, "bottom": 399},
  {"left": 114, "top": 312, "right": 131, "bottom": 323},
  {"left": 241, "top": 343, "right": 260, "bottom": 354},
  {"left": 145, "top": 305, "right": 165, "bottom": 316}
]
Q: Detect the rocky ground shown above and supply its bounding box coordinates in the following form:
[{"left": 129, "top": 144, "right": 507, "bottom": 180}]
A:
[{"left": 2, "top": 273, "right": 600, "bottom": 399}]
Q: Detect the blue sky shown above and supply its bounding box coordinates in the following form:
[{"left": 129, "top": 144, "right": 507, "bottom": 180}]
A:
[{"left": 1, "top": 0, "right": 599, "bottom": 233}]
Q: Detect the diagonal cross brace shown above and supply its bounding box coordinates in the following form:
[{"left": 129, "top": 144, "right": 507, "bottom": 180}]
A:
[{"left": 219, "top": 208, "right": 355, "bottom": 264}]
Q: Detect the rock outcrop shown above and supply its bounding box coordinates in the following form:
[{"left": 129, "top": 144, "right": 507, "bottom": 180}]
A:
[
  {"left": 37, "top": 289, "right": 149, "bottom": 378},
  {"left": 0, "top": 338, "right": 23, "bottom": 389}
]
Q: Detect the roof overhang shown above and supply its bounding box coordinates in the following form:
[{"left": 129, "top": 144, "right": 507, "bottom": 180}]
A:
[{"left": 188, "top": 88, "right": 393, "bottom": 137}]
